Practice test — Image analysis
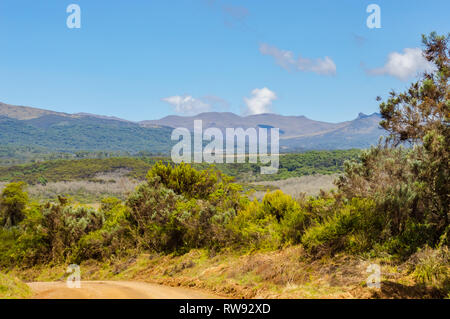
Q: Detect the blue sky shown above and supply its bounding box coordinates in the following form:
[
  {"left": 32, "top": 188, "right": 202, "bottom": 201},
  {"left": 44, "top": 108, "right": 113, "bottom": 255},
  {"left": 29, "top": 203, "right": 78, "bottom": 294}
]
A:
[{"left": 0, "top": 0, "right": 449, "bottom": 122}]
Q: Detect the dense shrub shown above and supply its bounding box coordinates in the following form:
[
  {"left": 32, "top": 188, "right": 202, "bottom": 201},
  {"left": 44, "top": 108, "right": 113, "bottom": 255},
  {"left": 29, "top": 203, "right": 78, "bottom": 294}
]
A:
[
  {"left": 261, "top": 190, "right": 308, "bottom": 244},
  {"left": 41, "top": 199, "right": 105, "bottom": 262},
  {"left": 147, "top": 162, "right": 245, "bottom": 208},
  {"left": 147, "top": 162, "right": 220, "bottom": 199},
  {"left": 0, "top": 182, "right": 28, "bottom": 227},
  {"left": 126, "top": 182, "right": 184, "bottom": 252},
  {"left": 335, "top": 143, "right": 447, "bottom": 257},
  {"left": 127, "top": 170, "right": 239, "bottom": 254},
  {"left": 230, "top": 190, "right": 309, "bottom": 249},
  {"left": 0, "top": 196, "right": 109, "bottom": 266},
  {"left": 333, "top": 33, "right": 449, "bottom": 258},
  {"left": 301, "top": 198, "right": 379, "bottom": 254},
  {"left": 409, "top": 246, "right": 450, "bottom": 295},
  {"left": 73, "top": 197, "right": 133, "bottom": 262}
]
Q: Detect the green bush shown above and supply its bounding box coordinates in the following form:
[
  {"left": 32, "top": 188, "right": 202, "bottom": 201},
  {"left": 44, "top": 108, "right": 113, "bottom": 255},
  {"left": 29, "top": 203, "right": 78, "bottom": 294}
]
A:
[
  {"left": 126, "top": 181, "right": 183, "bottom": 252},
  {"left": 411, "top": 246, "right": 450, "bottom": 295},
  {"left": 230, "top": 191, "right": 309, "bottom": 249},
  {"left": 230, "top": 199, "right": 282, "bottom": 250},
  {"left": 126, "top": 177, "right": 238, "bottom": 254},
  {"left": 0, "top": 182, "right": 28, "bottom": 227},
  {"left": 0, "top": 272, "right": 31, "bottom": 299},
  {"left": 301, "top": 198, "right": 378, "bottom": 255},
  {"left": 148, "top": 162, "right": 221, "bottom": 199},
  {"left": 32, "top": 198, "right": 105, "bottom": 263},
  {"left": 73, "top": 197, "right": 132, "bottom": 262}
]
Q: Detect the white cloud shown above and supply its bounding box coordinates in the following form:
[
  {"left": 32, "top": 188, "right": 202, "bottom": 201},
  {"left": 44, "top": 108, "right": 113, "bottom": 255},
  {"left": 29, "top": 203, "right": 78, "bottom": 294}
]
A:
[
  {"left": 259, "top": 43, "right": 337, "bottom": 76},
  {"left": 243, "top": 87, "right": 277, "bottom": 115},
  {"left": 259, "top": 43, "right": 296, "bottom": 70},
  {"left": 162, "top": 95, "right": 211, "bottom": 115},
  {"left": 367, "top": 48, "right": 434, "bottom": 81}
]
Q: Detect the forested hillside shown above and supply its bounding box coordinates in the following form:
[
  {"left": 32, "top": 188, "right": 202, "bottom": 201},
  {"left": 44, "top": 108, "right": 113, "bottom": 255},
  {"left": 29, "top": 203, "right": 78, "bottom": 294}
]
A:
[
  {"left": 0, "top": 150, "right": 360, "bottom": 184},
  {"left": 0, "top": 115, "right": 173, "bottom": 153}
]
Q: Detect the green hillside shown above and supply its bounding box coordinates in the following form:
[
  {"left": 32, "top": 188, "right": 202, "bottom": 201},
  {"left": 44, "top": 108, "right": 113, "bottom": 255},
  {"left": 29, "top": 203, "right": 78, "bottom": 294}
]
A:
[
  {"left": 0, "top": 149, "right": 361, "bottom": 184},
  {"left": 0, "top": 115, "right": 173, "bottom": 153}
]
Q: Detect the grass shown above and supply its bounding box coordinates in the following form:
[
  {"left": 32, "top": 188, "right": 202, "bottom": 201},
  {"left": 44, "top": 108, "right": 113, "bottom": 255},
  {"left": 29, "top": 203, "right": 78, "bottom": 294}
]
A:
[
  {"left": 250, "top": 174, "right": 338, "bottom": 200},
  {"left": 11, "top": 245, "right": 446, "bottom": 299},
  {"left": 0, "top": 272, "right": 31, "bottom": 299},
  {"left": 0, "top": 170, "right": 140, "bottom": 203}
]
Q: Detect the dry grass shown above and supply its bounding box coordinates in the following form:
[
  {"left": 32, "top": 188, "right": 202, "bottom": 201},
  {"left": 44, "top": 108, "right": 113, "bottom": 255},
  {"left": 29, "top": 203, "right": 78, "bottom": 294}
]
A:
[
  {"left": 14, "top": 246, "right": 444, "bottom": 299},
  {"left": 251, "top": 174, "right": 338, "bottom": 200},
  {"left": 28, "top": 179, "right": 138, "bottom": 201},
  {"left": 0, "top": 272, "right": 31, "bottom": 299},
  {"left": 2, "top": 173, "right": 336, "bottom": 203},
  {"left": 0, "top": 170, "right": 140, "bottom": 203}
]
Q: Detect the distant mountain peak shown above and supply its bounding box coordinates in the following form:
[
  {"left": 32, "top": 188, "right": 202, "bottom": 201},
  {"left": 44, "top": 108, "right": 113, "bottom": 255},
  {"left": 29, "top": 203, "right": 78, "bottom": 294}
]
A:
[
  {"left": 73, "top": 112, "right": 132, "bottom": 123},
  {"left": 357, "top": 112, "right": 381, "bottom": 120},
  {"left": 0, "top": 101, "right": 387, "bottom": 152}
]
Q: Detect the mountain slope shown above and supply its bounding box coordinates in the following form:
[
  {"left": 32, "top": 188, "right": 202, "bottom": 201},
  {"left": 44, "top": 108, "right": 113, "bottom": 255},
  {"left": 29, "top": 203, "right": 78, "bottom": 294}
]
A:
[
  {"left": 0, "top": 102, "right": 386, "bottom": 153},
  {"left": 140, "top": 112, "right": 345, "bottom": 138},
  {"left": 281, "top": 113, "right": 386, "bottom": 150},
  {"left": 141, "top": 111, "right": 386, "bottom": 150},
  {"left": 0, "top": 102, "right": 70, "bottom": 120},
  {"left": 0, "top": 103, "right": 173, "bottom": 153}
]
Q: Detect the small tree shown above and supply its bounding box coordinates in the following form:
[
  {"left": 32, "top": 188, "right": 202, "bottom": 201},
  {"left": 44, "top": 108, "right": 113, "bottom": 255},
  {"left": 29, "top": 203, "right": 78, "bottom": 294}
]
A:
[
  {"left": 379, "top": 32, "right": 449, "bottom": 235},
  {"left": 379, "top": 32, "right": 449, "bottom": 146},
  {"left": 337, "top": 32, "right": 450, "bottom": 255},
  {"left": 0, "top": 182, "right": 29, "bottom": 228}
]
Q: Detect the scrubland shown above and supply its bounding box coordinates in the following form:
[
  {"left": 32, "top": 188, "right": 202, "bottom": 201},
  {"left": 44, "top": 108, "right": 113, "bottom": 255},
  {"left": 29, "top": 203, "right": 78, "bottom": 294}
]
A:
[
  {"left": 0, "top": 272, "right": 31, "bottom": 299},
  {"left": 0, "top": 33, "right": 448, "bottom": 299}
]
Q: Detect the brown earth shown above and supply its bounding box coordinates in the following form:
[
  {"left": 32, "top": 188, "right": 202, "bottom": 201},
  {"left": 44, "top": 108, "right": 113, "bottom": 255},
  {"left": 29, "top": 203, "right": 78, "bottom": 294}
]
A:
[{"left": 27, "top": 281, "right": 222, "bottom": 299}]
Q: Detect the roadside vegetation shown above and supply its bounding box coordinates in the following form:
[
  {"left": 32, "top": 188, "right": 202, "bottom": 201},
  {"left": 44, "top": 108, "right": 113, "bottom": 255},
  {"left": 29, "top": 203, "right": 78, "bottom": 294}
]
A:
[
  {"left": 0, "top": 272, "right": 31, "bottom": 299},
  {"left": 0, "top": 33, "right": 448, "bottom": 299}
]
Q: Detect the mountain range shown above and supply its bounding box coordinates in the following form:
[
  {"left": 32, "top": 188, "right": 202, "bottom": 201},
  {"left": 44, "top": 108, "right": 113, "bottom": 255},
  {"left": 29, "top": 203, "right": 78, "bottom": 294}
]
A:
[{"left": 0, "top": 102, "right": 386, "bottom": 154}]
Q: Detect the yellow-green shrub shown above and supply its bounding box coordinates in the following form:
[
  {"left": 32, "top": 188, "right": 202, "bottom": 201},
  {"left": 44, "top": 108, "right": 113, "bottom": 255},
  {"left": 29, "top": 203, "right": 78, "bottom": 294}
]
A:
[
  {"left": 230, "top": 191, "right": 309, "bottom": 250},
  {"left": 411, "top": 246, "right": 450, "bottom": 295},
  {"left": 301, "top": 198, "right": 378, "bottom": 255}
]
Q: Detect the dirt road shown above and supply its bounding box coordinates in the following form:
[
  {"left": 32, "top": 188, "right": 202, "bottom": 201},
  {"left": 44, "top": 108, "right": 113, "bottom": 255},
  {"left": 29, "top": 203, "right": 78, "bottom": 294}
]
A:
[{"left": 27, "top": 281, "right": 221, "bottom": 299}]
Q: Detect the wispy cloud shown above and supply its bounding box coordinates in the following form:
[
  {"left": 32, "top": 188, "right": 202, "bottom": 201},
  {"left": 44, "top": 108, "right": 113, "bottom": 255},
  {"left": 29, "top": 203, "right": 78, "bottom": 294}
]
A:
[
  {"left": 243, "top": 87, "right": 277, "bottom": 115},
  {"left": 366, "top": 48, "right": 434, "bottom": 81},
  {"left": 222, "top": 4, "right": 249, "bottom": 21},
  {"left": 259, "top": 43, "right": 337, "bottom": 76},
  {"left": 204, "top": 0, "right": 251, "bottom": 30},
  {"left": 162, "top": 95, "right": 211, "bottom": 115},
  {"left": 162, "top": 94, "right": 229, "bottom": 115},
  {"left": 201, "top": 95, "right": 230, "bottom": 111},
  {"left": 352, "top": 33, "right": 366, "bottom": 46}
]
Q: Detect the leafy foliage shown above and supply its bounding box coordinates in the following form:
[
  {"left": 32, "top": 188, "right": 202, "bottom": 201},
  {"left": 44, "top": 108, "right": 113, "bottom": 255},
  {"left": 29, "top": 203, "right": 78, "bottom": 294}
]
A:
[
  {"left": 333, "top": 32, "right": 450, "bottom": 258},
  {"left": 127, "top": 163, "right": 244, "bottom": 254},
  {"left": 301, "top": 198, "right": 379, "bottom": 255},
  {"left": 0, "top": 182, "right": 28, "bottom": 227}
]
